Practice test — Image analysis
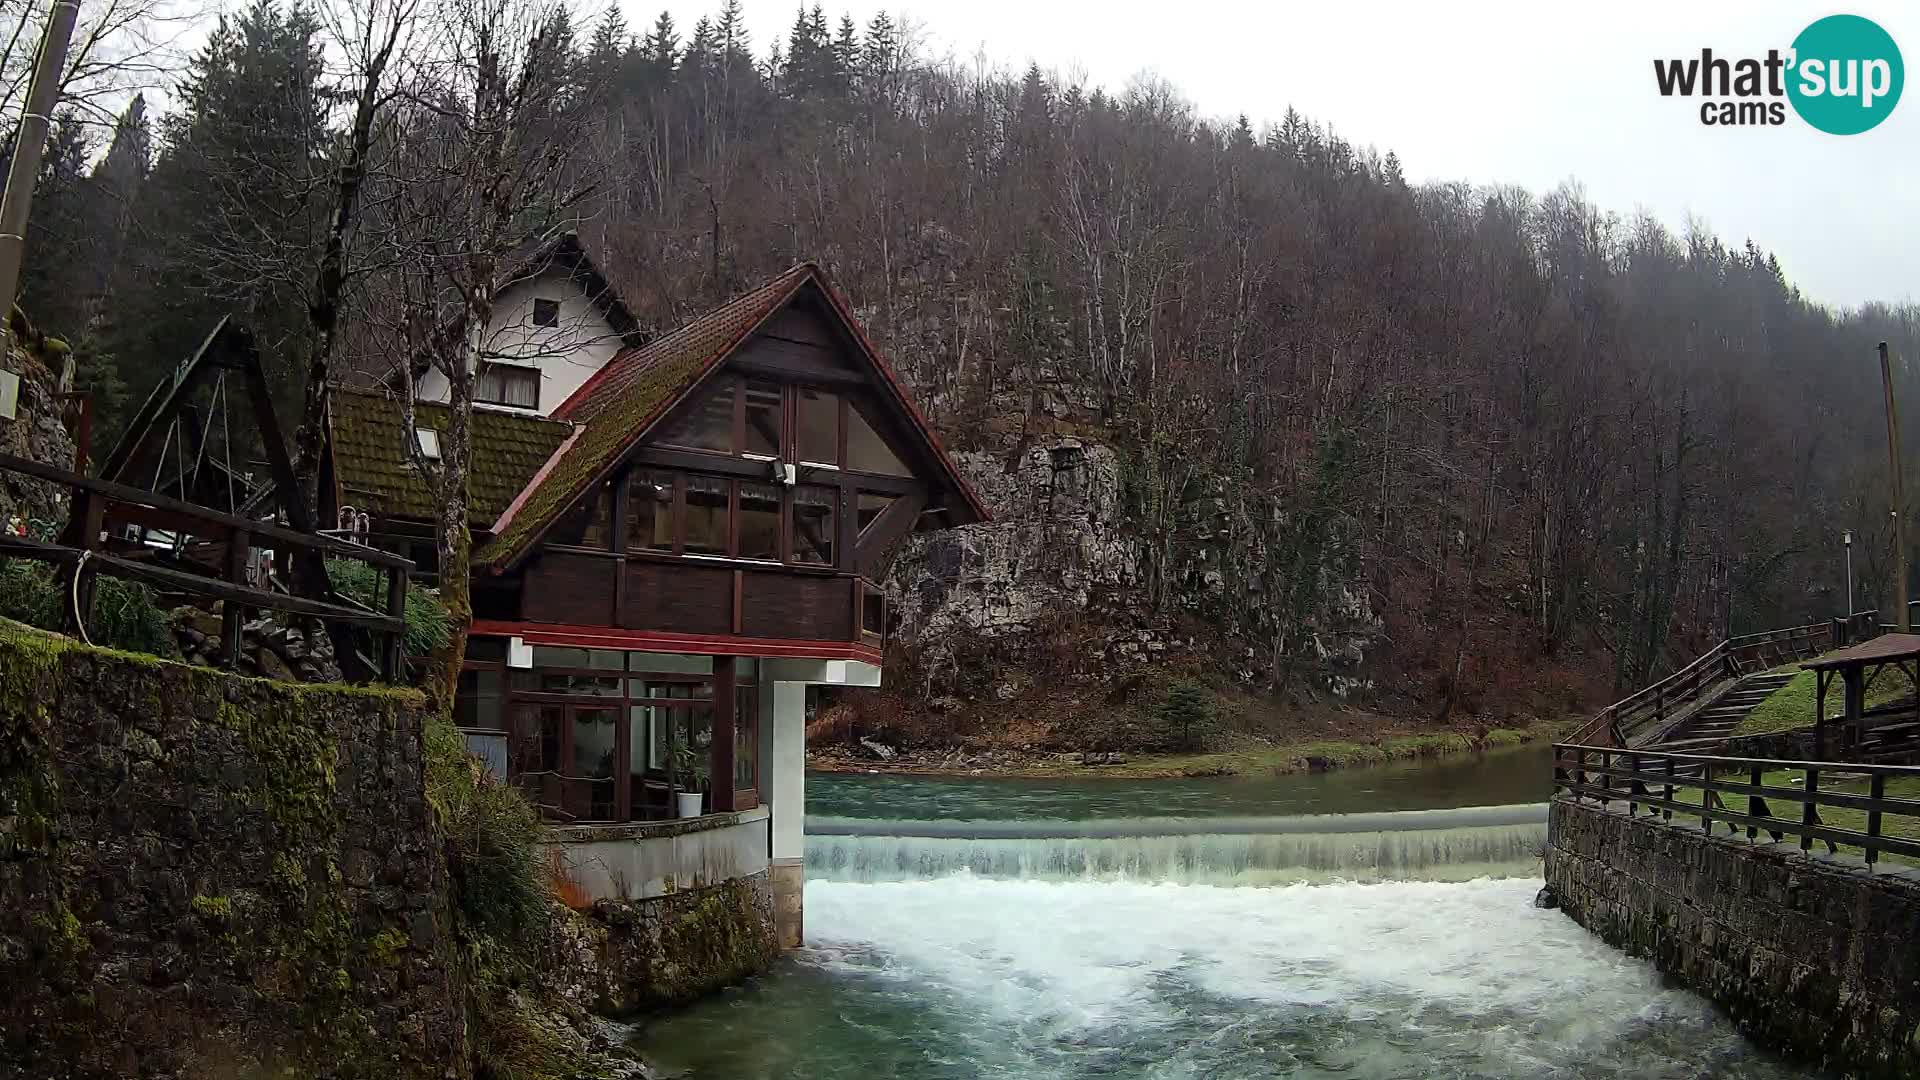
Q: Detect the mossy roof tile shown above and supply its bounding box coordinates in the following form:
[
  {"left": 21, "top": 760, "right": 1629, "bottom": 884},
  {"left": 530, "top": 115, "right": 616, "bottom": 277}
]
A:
[{"left": 328, "top": 386, "right": 573, "bottom": 522}]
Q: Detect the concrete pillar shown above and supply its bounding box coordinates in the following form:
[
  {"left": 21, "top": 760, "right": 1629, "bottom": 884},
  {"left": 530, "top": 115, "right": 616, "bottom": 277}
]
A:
[{"left": 768, "top": 679, "right": 807, "bottom": 949}]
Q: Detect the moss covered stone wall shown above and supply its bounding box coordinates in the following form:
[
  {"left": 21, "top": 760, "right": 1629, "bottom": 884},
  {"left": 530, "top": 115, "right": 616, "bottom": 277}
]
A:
[
  {"left": 0, "top": 625, "right": 467, "bottom": 1079},
  {"left": 1546, "top": 797, "right": 1920, "bottom": 1079}
]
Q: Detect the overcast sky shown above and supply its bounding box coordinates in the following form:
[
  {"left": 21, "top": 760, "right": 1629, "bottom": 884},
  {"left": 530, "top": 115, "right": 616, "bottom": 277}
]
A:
[{"left": 635, "top": 0, "right": 1917, "bottom": 310}]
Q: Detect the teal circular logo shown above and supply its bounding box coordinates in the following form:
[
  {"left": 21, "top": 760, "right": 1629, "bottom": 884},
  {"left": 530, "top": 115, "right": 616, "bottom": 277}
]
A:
[{"left": 1788, "top": 14, "right": 1904, "bottom": 134}]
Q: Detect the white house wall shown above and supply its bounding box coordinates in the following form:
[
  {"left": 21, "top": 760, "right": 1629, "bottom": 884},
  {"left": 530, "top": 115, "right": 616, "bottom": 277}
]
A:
[{"left": 414, "top": 268, "right": 623, "bottom": 417}]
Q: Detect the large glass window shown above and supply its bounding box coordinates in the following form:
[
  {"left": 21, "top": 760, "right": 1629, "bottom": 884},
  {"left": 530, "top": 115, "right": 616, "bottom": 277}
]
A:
[
  {"left": 512, "top": 703, "right": 566, "bottom": 814},
  {"left": 684, "top": 476, "right": 730, "bottom": 555},
  {"left": 744, "top": 380, "right": 781, "bottom": 457},
  {"left": 627, "top": 469, "right": 674, "bottom": 552},
  {"left": 797, "top": 388, "right": 839, "bottom": 465},
  {"left": 793, "top": 485, "right": 836, "bottom": 565},
  {"left": 513, "top": 671, "right": 623, "bottom": 697},
  {"left": 463, "top": 649, "right": 751, "bottom": 824},
  {"left": 657, "top": 380, "right": 734, "bottom": 452},
  {"left": 570, "top": 706, "right": 619, "bottom": 821},
  {"left": 739, "top": 482, "right": 782, "bottom": 560},
  {"left": 627, "top": 652, "right": 713, "bottom": 675},
  {"left": 848, "top": 403, "right": 911, "bottom": 476}
]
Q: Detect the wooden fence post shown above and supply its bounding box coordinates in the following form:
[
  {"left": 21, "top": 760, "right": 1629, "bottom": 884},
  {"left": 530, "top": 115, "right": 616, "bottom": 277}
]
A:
[
  {"left": 1801, "top": 768, "right": 1820, "bottom": 853},
  {"left": 1867, "top": 773, "right": 1885, "bottom": 867},
  {"left": 383, "top": 564, "right": 406, "bottom": 681},
  {"left": 223, "top": 529, "right": 250, "bottom": 668}
]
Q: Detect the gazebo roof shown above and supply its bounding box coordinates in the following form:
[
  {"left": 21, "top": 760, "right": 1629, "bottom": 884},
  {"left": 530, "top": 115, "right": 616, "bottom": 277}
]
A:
[{"left": 1803, "top": 633, "right": 1920, "bottom": 672}]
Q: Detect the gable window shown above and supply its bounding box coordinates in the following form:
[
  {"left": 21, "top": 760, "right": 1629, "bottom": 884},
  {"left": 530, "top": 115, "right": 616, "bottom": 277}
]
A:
[
  {"left": 848, "top": 403, "right": 911, "bottom": 477},
  {"left": 744, "top": 379, "right": 781, "bottom": 457},
  {"left": 477, "top": 363, "right": 540, "bottom": 409},
  {"left": 658, "top": 381, "right": 734, "bottom": 452},
  {"left": 551, "top": 479, "right": 613, "bottom": 547},
  {"left": 796, "top": 388, "right": 839, "bottom": 466},
  {"left": 532, "top": 297, "right": 561, "bottom": 327}
]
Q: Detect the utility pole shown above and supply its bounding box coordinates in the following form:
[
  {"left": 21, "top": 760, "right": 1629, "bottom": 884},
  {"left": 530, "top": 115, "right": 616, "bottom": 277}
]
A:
[
  {"left": 0, "top": 0, "right": 83, "bottom": 319},
  {"left": 1881, "top": 341, "right": 1909, "bottom": 632}
]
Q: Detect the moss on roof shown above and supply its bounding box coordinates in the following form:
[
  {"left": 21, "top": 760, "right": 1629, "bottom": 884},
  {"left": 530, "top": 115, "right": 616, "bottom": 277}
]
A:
[
  {"left": 474, "top": 267, "right": 812, "bottom": 568},
  {"left": 328, "top": 386, "right": 572, "bottom": 522}
]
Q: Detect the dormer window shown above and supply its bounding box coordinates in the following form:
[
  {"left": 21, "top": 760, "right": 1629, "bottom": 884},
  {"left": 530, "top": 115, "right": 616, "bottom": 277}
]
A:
[
  {"left": 477, "top": 364, "right": 539, "bottom": 410},
  {"left": 532, "top": 297, "right": 561, "bottom": 327}
]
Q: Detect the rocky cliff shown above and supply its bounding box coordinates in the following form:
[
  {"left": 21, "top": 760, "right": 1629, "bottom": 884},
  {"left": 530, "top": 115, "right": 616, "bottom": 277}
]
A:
[
  {"left": 872, "top": 426, "right": 1391, "bottom": 749},
  {"left": 0, "top": 320, "right": 77, "bottom": 531}
]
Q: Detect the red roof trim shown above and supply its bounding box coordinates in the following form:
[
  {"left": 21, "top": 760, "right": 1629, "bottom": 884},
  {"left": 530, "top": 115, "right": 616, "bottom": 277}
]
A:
[
  {"left": 488, "top": 422, "right": 585, "bottom": 535},
  {"left": 470, "top": 619, "right": 884, "bottom": 664}
]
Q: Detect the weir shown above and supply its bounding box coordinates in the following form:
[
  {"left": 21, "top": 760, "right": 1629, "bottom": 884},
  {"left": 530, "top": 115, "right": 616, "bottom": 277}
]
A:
[{"left": 805, "top": 803, "right": 1547, "bottom": 884}]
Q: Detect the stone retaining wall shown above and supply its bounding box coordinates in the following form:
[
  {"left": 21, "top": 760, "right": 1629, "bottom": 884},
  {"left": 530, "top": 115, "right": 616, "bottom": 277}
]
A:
[
  {"left": 1546, "top": 796, "right": 1920, "bottom": 1078},
  {"left": 0, "top": 625, "right": 464, "bottom": 1079}
]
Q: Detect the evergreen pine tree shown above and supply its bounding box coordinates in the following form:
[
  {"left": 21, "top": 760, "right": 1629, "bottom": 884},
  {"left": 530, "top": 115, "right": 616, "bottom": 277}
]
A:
[
  {"left": 104, "top": 0, "right": 327, "bottom": 436},
  {"left": 583, "top": 8, "right": 629, "bottom": 91},
  {"left": 1231, "top": 113, "right": 1255, "bottom": 152},
  {"left": 15, "top": 113, "right": 93, "bottom": 338},
  {"left": 832, "top": 14, "right": 859, "bottom": 89},
  {"left": 717, "top": 0, "right": 750, "bottom": 67},
  {"left": 861, "top": 10, "right": 897, "bottom": 83},
  {"left": 641, "top": 11, "right": 679, "bottom": 76}
]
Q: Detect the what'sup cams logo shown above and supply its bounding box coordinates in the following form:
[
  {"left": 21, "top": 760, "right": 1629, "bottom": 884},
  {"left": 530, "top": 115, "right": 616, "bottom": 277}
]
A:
[{"left": 1654, "top": 14, "right": 1903, "bottom": 133}]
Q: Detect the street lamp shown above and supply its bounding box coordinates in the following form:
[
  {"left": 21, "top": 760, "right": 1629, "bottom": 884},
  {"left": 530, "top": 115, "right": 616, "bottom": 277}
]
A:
[{"left": 1843, "top": 529, "right": 1855, "bottom": 622}]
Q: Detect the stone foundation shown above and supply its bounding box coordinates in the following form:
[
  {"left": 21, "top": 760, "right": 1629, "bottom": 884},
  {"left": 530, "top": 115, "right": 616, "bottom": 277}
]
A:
[
  {"left": 771, "top": 857, "right": 804, "bottom": 949},
  {"left": 1546, "top": 796, "right": 1920, "bottom": 1078},
  {"left": 539, "top": 872, "right": 779, "bottom": 1014}
]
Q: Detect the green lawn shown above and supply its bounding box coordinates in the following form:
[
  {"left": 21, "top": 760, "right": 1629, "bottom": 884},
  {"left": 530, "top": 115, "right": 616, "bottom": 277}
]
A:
[
  {"left": 996, "top": 724, "right": 1551, "bottom": 779},
  {"left": 1734, "top": 658, "right": 1917, "bottom": 736},
  {"left": 1656, "top": 767, "right": 1920, "bottom": 866}
]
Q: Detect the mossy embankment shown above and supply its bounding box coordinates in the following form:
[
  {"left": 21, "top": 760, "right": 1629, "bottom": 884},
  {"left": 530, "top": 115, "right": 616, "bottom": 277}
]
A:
[{"left": 1736, "top": 656, "right": 1918, "bottom": 737}]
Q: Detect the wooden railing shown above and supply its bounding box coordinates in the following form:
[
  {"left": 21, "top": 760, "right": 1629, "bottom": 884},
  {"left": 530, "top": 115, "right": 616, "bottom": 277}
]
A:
[
  {"left": 1553, "top": 743, "right": 1920, "bottom": 865},
  {"left": 0, "top": 450, "right": 413, "bottom": 680},
  {"left": 1568, "top": 611, "right": 1885, "bottom": 748}
]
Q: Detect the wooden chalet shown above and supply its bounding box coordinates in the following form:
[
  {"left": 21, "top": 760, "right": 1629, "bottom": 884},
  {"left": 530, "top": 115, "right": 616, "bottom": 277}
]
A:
[{"left": 321, "top": 251, "right": 986, "bottom": 938}]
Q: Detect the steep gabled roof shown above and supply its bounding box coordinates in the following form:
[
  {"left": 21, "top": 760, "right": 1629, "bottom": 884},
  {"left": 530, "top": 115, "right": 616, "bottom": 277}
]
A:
[
  {"left": 475, "top": 262, "right": 989, "bottom": 570},
  {"left": 509, "top": 230, "right": 646, "bottom": 346},
  {"left": 328, "top": 385, "right": 573, "bottom": 522}
]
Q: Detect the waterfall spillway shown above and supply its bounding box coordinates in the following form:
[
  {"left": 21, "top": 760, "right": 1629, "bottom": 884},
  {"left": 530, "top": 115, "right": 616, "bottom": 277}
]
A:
[{"left": 804, "top": 802, "right": 1547, "bottom": 885}]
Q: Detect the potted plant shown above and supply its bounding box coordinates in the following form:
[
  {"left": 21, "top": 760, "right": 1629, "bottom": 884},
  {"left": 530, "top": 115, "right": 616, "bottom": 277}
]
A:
[{"left": 672, "top": 742, "right": 708, "bottom": 818}]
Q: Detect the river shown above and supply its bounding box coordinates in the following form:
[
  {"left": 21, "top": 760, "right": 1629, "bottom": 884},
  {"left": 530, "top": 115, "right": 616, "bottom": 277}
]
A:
[{"left": 635, "top": 745, "right": 1813, "bottom": 1078}]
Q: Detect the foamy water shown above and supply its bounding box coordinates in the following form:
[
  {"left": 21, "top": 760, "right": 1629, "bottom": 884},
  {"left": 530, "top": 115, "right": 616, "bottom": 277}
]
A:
[{"left": 638, "top": 875, "right": 1808, "bottom": 1078}]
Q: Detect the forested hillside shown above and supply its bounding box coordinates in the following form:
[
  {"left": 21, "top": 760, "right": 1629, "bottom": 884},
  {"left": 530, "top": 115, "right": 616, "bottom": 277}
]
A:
[{"left": 13, "top": 0, "right": 1920, "bottom": 745}]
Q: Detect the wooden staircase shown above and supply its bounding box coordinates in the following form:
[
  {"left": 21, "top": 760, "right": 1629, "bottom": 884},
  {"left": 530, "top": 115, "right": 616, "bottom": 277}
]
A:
[{"left": 1654, "top": 670, "right": 1797, "bottom": 746}]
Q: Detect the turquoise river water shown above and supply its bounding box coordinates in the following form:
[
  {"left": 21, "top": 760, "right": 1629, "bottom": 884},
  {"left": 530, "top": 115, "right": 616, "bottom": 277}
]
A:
[{"left": 634, "top": 746, "right": 1817, "bottom": 1078}]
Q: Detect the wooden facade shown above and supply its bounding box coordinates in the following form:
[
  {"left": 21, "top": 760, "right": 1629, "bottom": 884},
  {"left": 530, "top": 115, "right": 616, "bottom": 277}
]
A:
[{"left": 489, "top": 295, "right": 950, "bottom": 665}]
